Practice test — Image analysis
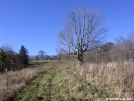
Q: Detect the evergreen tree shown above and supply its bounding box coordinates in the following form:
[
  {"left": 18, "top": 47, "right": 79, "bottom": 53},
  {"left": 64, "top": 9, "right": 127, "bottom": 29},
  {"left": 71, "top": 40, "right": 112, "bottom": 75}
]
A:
[
  {"left": 0, "top": 48, "right": 6, "bottom": 71},
  {"left": 19, "top": 45, "right": 29, "bottom": 64}
]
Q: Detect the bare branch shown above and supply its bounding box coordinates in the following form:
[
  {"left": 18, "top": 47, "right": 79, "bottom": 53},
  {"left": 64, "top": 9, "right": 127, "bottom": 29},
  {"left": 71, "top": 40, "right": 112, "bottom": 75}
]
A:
[{"left": 57, "top": 7, "right": 107, "bottom": 65}]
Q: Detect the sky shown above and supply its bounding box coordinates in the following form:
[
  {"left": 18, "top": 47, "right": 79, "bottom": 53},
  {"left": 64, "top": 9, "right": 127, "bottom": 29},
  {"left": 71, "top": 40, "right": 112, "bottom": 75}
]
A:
[{"left": 0, "top": 0, "right": 134, "bottom": 55}]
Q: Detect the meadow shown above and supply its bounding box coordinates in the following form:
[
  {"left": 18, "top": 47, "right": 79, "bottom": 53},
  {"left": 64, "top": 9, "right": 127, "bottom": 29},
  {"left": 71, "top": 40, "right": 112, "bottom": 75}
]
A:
[{"left": 0, "top": 60, "right": 134, "bottom": 101}]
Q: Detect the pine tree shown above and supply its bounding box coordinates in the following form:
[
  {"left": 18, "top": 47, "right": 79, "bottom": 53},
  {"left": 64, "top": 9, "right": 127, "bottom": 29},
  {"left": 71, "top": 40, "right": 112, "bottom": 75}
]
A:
[{"left": 19, "top": 45, "right": 29, "bottom": 64}]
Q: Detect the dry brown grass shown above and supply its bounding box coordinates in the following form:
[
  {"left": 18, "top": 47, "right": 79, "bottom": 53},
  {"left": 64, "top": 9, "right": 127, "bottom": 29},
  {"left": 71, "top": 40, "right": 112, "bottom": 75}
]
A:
[
  {"left": 72, "top": 61, "right": 134, "bottom": 98},
  {"left": 0, "top": 62, "right": 52, "bottom": 101}
]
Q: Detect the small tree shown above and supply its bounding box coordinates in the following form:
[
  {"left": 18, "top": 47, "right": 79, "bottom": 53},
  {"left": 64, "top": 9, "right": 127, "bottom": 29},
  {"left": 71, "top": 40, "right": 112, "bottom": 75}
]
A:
[
  {"left": 0, "top": 48, "right": 6, "bottom": 71},
  {"left": 58, "top": 7, "right": 107, "bottom": 66},
  {"left": 19, "top": 45, "right": 29, "bottom": 64},
  {"left": 38, "top": 50, "right": 46, "bottom": 60},
  {"left": 1, "top": 44, "right": 16, "bottom": 70},
  {"left": 99, "top": 42, "right": 114, "bottom": 62},
  {"left": 56, "top": 48, "right": 62, "bottom": 62}
]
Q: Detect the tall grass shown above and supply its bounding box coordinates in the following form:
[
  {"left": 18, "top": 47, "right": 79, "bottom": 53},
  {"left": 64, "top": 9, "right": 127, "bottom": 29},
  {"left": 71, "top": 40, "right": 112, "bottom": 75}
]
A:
[
  {"left": 0, "top": 62, "right": 51, "bottom": 101},
  {"left": 72, "top": 61, "right": 134, "bottom": 98}
]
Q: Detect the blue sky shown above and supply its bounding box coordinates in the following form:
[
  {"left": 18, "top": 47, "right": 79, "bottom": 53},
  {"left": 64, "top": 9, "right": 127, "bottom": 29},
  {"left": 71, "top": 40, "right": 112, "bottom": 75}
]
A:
[{"left": 0, "top": 0, "right": 134, "bottom": 55}]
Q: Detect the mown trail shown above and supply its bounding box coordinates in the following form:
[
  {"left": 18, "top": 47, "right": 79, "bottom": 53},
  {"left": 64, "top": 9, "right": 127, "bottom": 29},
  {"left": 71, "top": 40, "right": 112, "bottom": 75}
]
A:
[{"left": 14, "top": 61, "right": 111, "bottom": 101}]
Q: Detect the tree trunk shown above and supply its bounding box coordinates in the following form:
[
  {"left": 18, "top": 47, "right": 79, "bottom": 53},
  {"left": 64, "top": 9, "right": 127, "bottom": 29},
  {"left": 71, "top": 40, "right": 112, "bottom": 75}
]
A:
[
  {"left": 77, "top": 53, "right": 83, "bottom": 67},
  {"left": 77, "top": 60, "right": 83, "bottom": 67},
  {"left": 58, "top": 55, "right": 60, "bottom": 62}
]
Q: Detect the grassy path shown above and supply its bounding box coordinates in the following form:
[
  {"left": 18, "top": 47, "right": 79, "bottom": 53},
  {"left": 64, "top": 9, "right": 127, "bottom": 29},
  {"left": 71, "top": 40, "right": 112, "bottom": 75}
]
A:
[{"left": 14, "top": 61, "right": 112, "bottom": 101}]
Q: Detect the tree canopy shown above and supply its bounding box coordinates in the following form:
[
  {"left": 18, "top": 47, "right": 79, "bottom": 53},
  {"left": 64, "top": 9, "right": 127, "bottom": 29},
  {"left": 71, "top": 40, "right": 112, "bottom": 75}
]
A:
[{"left": 58, "top": 7, "right": 107, "bottom": 66}]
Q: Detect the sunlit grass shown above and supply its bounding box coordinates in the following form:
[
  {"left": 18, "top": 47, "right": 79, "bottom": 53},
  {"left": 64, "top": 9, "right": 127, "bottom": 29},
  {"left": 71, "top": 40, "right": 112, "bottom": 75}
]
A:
[
  {"left": 14, "top": 61, "right": 113, "bottom": 101},
  {"left": 73, "top": 61, "right": 134, "bottom": 98},
  {"left": 1, "top": 60, "right": 133, "bottom": 101},
  {"left": 0, "top": 61, "right": 51, "bottom": 101}
]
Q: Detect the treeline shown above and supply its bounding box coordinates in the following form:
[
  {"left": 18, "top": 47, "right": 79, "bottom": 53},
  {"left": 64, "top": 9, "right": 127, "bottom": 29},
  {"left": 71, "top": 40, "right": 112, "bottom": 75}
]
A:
[
  {"left": 29, "top": 50, "right": 58, "bottom": 61},
  {"left": 93, "top": 34, "right": 134, "bottom": 63},
  {"left": 0, "top": 45, "right": 29, "bottom": 72},
  {"left": 60, "top": 33, "right": 134, "bottom": 63},
  {"left": 29, "top": 55, "right": 58, "bottom": 61},
  {"left": 0, "top": 45, "right": 59, "bottom": 72}
]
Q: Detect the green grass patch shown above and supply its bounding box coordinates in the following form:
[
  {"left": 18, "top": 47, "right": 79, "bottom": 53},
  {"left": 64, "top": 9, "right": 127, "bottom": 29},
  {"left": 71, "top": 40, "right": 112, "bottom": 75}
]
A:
[{"left": 14, "top": 61, "right": 113, "bottom": 101}]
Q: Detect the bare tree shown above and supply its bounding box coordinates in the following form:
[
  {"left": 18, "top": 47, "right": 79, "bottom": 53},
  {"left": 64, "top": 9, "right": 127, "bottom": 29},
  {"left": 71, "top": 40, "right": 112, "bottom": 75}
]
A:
[
  {"left": 1, "top": 44, "right": 14, "bottom": 56},
  {"left": 114, "top": 33, "right": 134, "bottom": 62},
  {"left": 56, "top": 48, "right": 62, "bottom": 62},
  {"left": 38, "top": 50, "right": 46, "bottom": 60},
  {"left": 58, "top": 7, "right": 107, "bottom": 66}
]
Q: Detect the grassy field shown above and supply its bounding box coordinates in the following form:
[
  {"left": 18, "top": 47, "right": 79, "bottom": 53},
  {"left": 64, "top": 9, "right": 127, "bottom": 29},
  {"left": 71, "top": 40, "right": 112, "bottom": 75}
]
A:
[
  {"left": 0, "top": 60, "right": 134, "bottom": 101},
  {"left": 13, "top": 61, "right": 112, "bottom": 101},
  {"left": 0, "top": 61, "right": 52, "bottom": 101}
]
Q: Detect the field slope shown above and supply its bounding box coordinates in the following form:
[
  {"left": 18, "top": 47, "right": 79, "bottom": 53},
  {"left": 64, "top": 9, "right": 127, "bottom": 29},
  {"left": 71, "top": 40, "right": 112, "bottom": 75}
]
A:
[{"left": 13, "top": 61, "right": 112, "bottom": 101}]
